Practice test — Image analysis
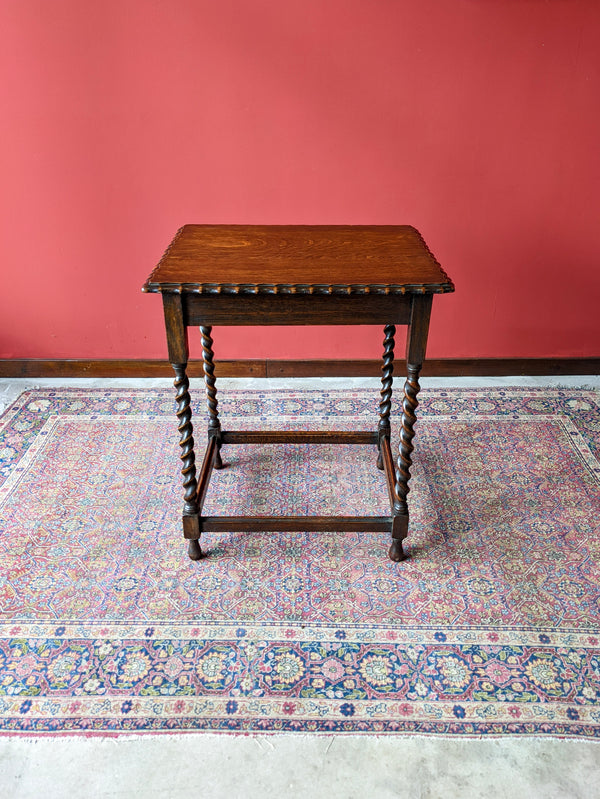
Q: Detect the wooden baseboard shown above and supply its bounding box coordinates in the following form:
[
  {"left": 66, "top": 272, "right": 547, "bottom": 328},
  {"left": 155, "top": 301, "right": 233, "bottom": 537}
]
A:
[
  {"left": 268, "top": 358, "right": 600, "bottom": 377},
  {"left": 0, "top": 359, "right": 265, "bottom": 378},
  {"left": 0, "top": 358, "right": 598, "bottom": 378}
]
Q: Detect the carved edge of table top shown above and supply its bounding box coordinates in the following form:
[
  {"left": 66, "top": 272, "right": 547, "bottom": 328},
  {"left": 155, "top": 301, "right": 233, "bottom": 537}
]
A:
[
  {"left": 143, "top": 282, "right": 453, "bottom": 295},
  {"left": 142, "top": 226, "right": 455, "bottom": 296}
]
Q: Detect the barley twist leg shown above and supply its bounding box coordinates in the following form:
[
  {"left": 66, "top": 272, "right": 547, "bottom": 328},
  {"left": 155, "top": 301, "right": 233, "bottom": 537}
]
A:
[
  {"left": 200, "top": 326, "right": 223, "bottom": 469},
  {"left": 389, "top": 364, "right": 421, "bottom": 561},
  {"left": 173, "top": 363, "right": 202, "bottom": 560},
  {"left": 377, "top": 324, "right": 395, "bottom": 470}
]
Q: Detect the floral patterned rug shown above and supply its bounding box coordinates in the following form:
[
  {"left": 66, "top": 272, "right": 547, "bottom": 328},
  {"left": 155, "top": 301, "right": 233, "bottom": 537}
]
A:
[{"left": 0, "top": 386, "right": 599, "bottom": 736}]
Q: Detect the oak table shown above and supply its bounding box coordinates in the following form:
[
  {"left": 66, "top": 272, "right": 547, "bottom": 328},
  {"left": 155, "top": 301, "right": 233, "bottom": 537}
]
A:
[{"left": 143, "top": 225, "right": 454, "bottom": 562}]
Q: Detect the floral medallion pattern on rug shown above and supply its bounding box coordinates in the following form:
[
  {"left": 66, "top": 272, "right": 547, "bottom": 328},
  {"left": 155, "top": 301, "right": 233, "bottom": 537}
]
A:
[{"left": 0, "top": 387, "right": 599, "bottom": 736}]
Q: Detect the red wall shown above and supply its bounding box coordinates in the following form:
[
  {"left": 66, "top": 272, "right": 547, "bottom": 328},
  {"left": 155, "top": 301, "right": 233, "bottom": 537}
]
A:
[{"left": 1, "top": 0, "right": 599, "bottom": 361}]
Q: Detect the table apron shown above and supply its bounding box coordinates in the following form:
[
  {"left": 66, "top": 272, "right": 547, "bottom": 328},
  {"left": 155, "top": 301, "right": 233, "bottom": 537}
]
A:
[{"left": 183, "top": 293, "right": 413, "bottom": 326}]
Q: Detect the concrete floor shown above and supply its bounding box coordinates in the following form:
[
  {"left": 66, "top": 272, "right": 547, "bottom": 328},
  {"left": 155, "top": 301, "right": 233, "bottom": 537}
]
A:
[
  {"left": 2, "top": 374, "right": 600, "bottom": 413},
  {"left": 2, "top": 734, "right": 600, "bottom": 799},
  {"left": 1, "top": 375, "right": 599, "bottom": 798}
]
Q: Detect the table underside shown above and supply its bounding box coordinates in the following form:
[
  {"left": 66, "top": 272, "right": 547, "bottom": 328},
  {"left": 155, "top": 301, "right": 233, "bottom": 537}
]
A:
[
  {"left": 167, "top": 306, "right": 432, "bottom": 563},
  {"left": 189, "top": 431, "right": 398, "bottom": 536}
]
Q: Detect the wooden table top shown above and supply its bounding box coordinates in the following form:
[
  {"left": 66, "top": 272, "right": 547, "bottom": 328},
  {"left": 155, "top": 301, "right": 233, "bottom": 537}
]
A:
[{"left": 143, "top": 225, "right": 454, "bottom": 296}]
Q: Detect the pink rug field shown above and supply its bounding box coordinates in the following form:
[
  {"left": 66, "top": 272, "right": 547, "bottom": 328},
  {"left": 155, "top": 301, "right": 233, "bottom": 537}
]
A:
[{"left": 0, "top": 387, "right": 599, "bottom": 736}]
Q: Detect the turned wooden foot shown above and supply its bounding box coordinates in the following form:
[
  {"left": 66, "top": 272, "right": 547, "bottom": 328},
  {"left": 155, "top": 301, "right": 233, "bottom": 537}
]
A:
[
  {"left": 214, "top": 448, "right": 224, "bottom": 469},
  {"left": 376, "top": 449, "right": 384, "bottom": 470},
  {"left": 388, "top": 538, "right": 407, "bottom": 562},
  {"left": 389, "top": 513, "right": 409, "bottom": 561},
  {"left": 188, "top": 538, "right": 203, "bottom": 560}
]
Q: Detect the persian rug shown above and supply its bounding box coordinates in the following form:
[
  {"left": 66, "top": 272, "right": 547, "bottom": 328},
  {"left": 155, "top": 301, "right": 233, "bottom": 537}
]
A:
[{"left": 0, "top": 386, "right": 599, "bottom": 737}]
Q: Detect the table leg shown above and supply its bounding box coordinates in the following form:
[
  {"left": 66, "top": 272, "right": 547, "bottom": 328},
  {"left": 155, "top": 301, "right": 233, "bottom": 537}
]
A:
[
  {"left": 172, "top": 363, "right": 202, "bottom": 560},
  {"left": 377, "top": 324, "right": 395, "bottom": 470},
  {"left": 390, "top": 294, "right": 432, "bottom": 562},
  {"left": 200, "top": 326, "right": 223, "bottom": 469},
  {"left": 390, "top": 364, "right": 421, "bottom": 560},
  {"left": 162, "top": 293, "right": 202, "bottom": 559}
]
